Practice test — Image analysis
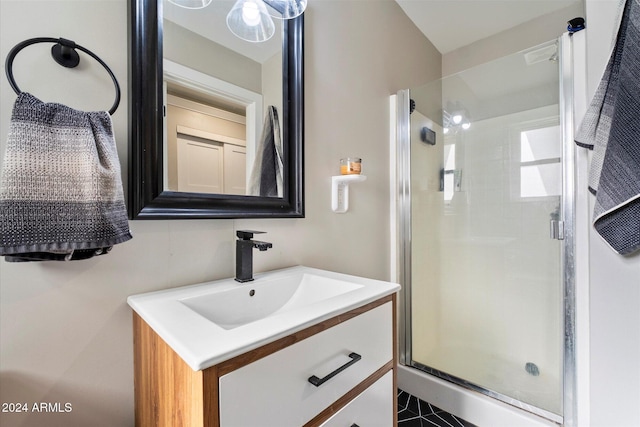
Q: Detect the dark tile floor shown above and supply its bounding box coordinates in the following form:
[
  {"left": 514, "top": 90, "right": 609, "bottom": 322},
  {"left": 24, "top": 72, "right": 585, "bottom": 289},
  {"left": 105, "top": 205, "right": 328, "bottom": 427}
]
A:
[{"left": 398, "top": 389, "right": 478, "bottom": 427}]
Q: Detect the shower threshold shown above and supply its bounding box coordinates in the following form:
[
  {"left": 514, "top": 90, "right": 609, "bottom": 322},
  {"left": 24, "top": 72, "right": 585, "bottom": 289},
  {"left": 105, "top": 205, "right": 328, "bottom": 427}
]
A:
[{"left": 410, "top": 361, "right": 563, "bottom": 424}]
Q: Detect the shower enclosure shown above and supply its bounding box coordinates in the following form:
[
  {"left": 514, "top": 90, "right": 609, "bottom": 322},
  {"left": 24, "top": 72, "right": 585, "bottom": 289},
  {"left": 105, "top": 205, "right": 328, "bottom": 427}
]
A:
[{"left": 396, "top": 33, "right": 581, "bottom": 425}]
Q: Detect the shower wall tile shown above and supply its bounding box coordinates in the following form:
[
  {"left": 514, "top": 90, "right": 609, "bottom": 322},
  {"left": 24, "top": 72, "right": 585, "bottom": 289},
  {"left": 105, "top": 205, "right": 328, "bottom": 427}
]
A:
[{"left": 410, "top": 103, "right": 564, "bottom": 414}]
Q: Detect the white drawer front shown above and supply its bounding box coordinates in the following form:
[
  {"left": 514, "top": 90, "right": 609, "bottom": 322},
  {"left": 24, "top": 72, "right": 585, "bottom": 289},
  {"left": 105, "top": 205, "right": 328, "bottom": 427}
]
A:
[
  {"left": 219, "top": 302, "right": 393, "bottom": 427},
  {"left": 320, "top": 370, "right": 394, "bottom": 427}
]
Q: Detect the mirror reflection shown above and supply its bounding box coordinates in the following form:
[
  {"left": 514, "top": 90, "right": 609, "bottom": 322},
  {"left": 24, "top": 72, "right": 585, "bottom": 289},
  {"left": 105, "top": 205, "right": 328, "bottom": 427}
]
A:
[{"left": 163, "top": 0, "right": 284, "bottom": 197}]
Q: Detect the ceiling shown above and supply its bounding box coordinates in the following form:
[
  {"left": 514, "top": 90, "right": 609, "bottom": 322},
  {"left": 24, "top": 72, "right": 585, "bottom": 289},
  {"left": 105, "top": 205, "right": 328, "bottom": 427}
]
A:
[{"left": 394, "top": 0, "right": 582, "bottom": 54}]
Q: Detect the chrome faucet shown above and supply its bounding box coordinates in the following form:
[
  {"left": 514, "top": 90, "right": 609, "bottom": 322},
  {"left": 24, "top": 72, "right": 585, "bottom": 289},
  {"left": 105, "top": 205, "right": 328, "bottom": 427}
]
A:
[{"left": 235, "top": 230, "right": 272, "bottom": 283}]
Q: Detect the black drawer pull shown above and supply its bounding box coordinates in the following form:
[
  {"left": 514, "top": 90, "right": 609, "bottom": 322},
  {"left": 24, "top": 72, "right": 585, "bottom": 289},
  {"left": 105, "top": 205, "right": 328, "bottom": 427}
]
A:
[
  {"left": 351, "top": 424, "right": 360, "bottom": 427},
  {"left": 308, "top": 352, "right": 362, "bottom": 387}
]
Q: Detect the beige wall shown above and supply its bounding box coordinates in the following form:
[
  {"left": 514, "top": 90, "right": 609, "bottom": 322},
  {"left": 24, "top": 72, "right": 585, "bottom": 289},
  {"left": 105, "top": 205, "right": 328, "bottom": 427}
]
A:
[
  {"left": 0, "top": 0, "right": 440, "bottom": 426},
  {"left": 164, "top": 19, "right": 262, "bottom": 94},
  {"left": 262, "top": 51, "right": 284, "bottom": 135}
]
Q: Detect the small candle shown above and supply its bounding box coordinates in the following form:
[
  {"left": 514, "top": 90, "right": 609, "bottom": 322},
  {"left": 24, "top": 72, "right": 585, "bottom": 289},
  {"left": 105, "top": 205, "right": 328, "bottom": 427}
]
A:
[{"left": 340, "top": 157, "right": 362, "bottom": 175}]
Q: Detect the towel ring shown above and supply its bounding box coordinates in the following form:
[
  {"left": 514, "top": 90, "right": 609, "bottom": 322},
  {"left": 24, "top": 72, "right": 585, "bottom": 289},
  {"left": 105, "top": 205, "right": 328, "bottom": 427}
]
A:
[{"left": 5, "top": 37, "right": 121, "bottom": 115}]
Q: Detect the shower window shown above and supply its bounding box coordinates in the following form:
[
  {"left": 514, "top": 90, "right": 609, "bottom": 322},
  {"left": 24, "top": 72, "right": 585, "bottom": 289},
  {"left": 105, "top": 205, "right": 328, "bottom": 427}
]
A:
[{"left": 519, "top": 123, "right": 562, "bottom": 198}]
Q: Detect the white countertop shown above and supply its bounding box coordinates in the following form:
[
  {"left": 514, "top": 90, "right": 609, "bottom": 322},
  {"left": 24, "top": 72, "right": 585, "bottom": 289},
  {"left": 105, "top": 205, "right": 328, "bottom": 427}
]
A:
[{"left": 127, "top": 266, "right": 400, "bottom": 371}]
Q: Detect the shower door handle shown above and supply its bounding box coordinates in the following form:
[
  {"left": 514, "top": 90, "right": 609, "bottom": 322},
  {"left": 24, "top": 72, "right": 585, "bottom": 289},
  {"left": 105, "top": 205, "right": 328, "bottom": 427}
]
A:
[{"left": 550, "top": 220, "right": 565, "bottom": 240}]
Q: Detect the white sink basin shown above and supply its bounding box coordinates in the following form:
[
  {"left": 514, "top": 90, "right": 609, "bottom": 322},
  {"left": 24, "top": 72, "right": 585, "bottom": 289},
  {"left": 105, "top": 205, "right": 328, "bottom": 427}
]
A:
[
  {"left": 179, "top": 274, "right": 363, "bottom": 330},
  {"left": 127, "top": 266, "right": 400, "bottom": 370}
]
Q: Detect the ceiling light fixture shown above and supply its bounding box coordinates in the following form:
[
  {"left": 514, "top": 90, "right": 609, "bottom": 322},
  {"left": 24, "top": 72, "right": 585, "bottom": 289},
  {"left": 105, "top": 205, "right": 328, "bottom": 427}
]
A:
[
  {"left": 227, "top": 0, "right": 276, "bottom": 42},
  {"left": 166, "top": 0, "right": 307, "bottom": 43}
]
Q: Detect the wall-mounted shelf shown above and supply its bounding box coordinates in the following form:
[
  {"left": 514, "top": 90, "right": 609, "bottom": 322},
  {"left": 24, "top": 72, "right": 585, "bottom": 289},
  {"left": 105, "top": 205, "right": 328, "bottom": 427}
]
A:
[{"left": 332, "top": 175, "right": 367, "bottom": 213}]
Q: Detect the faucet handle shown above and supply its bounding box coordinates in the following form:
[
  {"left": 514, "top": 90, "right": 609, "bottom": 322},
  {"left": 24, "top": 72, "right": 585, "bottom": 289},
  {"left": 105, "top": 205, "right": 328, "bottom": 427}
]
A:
[{"left": 236, "top": 230, "right": 266, "bottom": 240}]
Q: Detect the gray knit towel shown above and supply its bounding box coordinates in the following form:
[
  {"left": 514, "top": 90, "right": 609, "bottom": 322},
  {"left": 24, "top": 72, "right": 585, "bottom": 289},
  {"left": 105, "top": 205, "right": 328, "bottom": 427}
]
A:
[
  {"left": 0, "top": 93, "right": 132, "bottom": 262},
  {"left": 575, "top": 0, "right": 640, "bottom": 256},
  {"left": 248, "top": 106, "right": 283, "bottom": 197}
]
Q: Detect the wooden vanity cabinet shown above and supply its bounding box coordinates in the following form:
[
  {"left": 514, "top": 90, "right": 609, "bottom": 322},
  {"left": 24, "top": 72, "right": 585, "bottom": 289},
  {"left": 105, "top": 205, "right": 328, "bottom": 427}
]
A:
[{"left": 133, "top": 294, "right": 397, "bottom": 427}]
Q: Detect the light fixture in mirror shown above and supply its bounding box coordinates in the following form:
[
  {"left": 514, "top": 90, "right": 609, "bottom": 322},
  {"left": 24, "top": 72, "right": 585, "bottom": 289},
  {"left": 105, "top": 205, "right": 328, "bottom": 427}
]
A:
[
  {"left": 227, "top": 0, "right": 276, "bottom": 42},
  {"left": 168, "top": 0, "right": 212, "bottom": 9}
]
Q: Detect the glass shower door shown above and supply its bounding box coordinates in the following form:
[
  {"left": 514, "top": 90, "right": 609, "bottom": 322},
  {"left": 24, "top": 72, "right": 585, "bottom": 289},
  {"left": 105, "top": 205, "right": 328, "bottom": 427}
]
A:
[{"left": 405, "top": 40, "right": 564, "bottom": 420}]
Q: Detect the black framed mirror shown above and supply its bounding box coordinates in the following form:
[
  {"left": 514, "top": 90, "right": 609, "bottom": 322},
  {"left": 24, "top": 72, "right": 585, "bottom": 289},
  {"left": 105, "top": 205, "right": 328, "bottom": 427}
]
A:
[{"left": 128, "top": 0, "right": 304, "bottom": 219}]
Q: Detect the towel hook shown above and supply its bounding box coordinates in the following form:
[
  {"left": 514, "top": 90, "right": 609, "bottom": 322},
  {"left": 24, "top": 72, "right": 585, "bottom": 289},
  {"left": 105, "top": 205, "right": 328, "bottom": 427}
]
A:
[{"left": 4, "top": 37, "right": 121, "bottom": 115}]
